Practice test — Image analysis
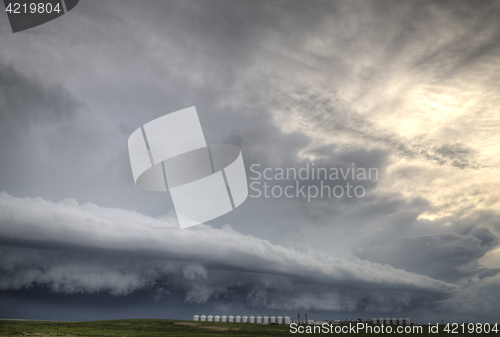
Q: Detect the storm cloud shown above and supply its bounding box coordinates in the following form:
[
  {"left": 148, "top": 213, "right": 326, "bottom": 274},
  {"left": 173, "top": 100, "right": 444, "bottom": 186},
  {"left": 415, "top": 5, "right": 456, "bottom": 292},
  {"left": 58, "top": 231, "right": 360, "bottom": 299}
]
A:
[{"left": 0, "top": 192, "right": 456, "bottom": 309}]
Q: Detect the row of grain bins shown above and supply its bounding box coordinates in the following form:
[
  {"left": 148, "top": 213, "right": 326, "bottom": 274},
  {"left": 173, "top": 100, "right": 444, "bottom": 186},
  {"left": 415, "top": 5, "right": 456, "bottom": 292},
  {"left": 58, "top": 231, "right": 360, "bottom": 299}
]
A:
[
  {"left": 193, "top": 315, "right": 291, "bottom": 324},
  {"left": 331, "top": 318, "right": 411, "bottom": 326},
  {"left": 193, "top": 315, "right": 411, "bottom": 326},
  {"left": 372, "top": 318, "right": 411, "bottom": 326}
]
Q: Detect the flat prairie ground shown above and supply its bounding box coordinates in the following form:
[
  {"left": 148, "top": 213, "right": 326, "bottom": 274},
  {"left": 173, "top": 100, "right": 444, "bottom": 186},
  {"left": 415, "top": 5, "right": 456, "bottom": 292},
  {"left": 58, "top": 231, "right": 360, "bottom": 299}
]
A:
[{"left": 0, "top": 319, "right": 496, "bottom": 337}]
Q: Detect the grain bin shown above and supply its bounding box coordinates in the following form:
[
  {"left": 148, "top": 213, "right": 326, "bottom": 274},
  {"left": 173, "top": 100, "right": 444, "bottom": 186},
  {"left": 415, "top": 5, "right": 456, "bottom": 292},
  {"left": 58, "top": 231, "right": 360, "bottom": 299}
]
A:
[
  {"left": 284, "top": 316, "right": 290, "bottom": 325},
  {"left": 397, "top": 318, "right": 403, "bottom": 325},
  {"left": 221, "top": 315, "right": 227, "bottom": 322},
  {"left": 200, "top": 315, "right": 206, "bottom": 321},
  {"left": 263, "top": 316, "right": 269, "bottom": 324},
  {"left": 270, "top": 316, "right": 276, "bottom": 324},
  {"left": 228, "top": 315, "right": 234, "bottom": 322},
  {"left": 249, "top": 316, "right": 255, "bottom": 323},
  {"left": 256, "top": 316, "right": 262, "bottom": 324},
  {"left": 207, "top": 315, "right": 213, "bottom": 322},
  {"left": 385, "top": 318, "right": 391, "bottom": 325},
  {"left": 193, "top": 315, "right": 199, "bottom": 321},
  {"left": 378, "top": 318, "right": 384, "bottom": 325},
  {"left": 277, "top": 316, "right": 283, "bottom": 325},
  {"left": 235, "top": 315, "right": 241, "bottom": 323},
  {"left": 391, "top": 318, "right": 397, "bottom": 325},
  {"left": 371, "top": 318, "right": 377, "bottom": 325},
  {"left": 404, "top": 318, "right": 410, "bottom": 326},
  {"left": 214, "top": 315, "right": 220, "bottom": 322},
  {"left": 242, "top": 316, "right": 248, "bottom": 323}
]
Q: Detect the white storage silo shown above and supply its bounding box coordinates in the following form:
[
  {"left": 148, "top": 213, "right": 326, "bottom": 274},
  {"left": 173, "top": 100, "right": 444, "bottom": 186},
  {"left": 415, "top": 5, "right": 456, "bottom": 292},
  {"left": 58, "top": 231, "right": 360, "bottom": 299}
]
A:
[
  {"left": 404, "top": 318, "right": 410, "bottom": 326},
  {"left": 228, "top": 315, "right": 234, "bottom": 322},
  {"left": 242, "top": 316, "right": 248, "bottom": 323},
  {"left": 200, "top": 315, "right": 206, "bottom": 321},
  {"left": 263, "top": 316, "right": 269, "bottom": 324},
  {"left": 378, "top": 318, "right": 384, "bottom": 325},
  {"left": 284, "top": 316, "right": 291, "bottom": 325},
  {"left": 221, "top": 315, "right": 227, "bottom": 322},
  {"left": 277, "top": 316, "right": 283, "bottom": 325},
  {"left": 385, "top": 318, "right": 391, "bottom": 325},
  {"left": 249, "top": 316, "right": 255, "bottom": 323},
  {"left": 207, "top": 315, "right": 213, "bottom": 322},
  {"left": 256, "top": 316, "right": 262, "bottom": 324},
  {"left": 214, "top": 315, "right": 220, "bottom": 322},
  {"left": 397, "top": 318, "right": 403, "bottom": 325},
  {"left": 270, "top": 316, "right": 276, "bottom": 324},
  {"left": 391, "top": 318, "right": 397, "bottom": 325},
  {"left": 235, "top": 315, "right": 241, "bottom": 323},
  {"left": 193, "top": 315, "right": 199, "bottom": 321},
  {"left": 371, "top": 318, "right": 377, "bottom": 325}
]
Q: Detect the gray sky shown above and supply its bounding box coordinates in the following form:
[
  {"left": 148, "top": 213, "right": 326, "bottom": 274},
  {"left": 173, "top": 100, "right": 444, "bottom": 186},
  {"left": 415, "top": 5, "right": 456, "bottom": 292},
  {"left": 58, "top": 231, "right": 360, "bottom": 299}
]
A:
[{"left": 1, "top": 0, "right": 499, "bottom": 323}]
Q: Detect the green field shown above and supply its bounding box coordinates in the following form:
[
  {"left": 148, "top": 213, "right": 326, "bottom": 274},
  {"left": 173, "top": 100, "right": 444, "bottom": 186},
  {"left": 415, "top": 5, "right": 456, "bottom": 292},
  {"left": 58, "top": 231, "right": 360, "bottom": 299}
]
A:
[{"left": 0, "top": 319, "right": 496, "bottom": 337}]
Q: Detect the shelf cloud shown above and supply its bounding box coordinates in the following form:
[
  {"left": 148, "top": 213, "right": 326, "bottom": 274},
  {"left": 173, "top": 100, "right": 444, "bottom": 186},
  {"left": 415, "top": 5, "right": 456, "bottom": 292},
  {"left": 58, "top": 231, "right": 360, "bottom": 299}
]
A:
[{"left": 0, "top": 191, "right": 456, "bottom": 310}]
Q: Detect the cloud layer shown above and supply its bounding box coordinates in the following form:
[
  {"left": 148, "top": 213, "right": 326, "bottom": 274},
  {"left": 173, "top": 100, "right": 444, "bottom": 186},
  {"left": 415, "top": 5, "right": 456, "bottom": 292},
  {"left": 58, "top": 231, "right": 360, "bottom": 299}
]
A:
[{"left": 0, "top": 191, "right": 456, "bottom": 311}]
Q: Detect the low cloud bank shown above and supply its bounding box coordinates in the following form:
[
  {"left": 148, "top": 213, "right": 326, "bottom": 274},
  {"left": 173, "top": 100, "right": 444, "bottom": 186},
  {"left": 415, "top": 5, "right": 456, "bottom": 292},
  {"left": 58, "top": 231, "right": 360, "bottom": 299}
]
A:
[{"left": 0, "top": 192, "right": 456, "bottom": 311}]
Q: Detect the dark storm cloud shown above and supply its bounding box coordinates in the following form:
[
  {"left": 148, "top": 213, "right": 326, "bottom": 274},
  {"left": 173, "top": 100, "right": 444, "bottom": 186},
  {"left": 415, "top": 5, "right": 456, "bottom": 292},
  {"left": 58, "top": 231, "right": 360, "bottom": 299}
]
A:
[
  {"left": 0, "top": 63, "right": 78, "bottom": 127},
  {"left": 0, "top": 61, "right": 92, "bottom": 189},
  {"left": 0, "top": 60, "right": 176, "bottom": 215},
  {"left": 0, "top": 191, "right": 457, "bottom": 312},
  {"left": 0, "top": 246, "right": 445, "bottom": 317},
  {"left": 357, "top": 231, "right": 499, "bottom": 282}
]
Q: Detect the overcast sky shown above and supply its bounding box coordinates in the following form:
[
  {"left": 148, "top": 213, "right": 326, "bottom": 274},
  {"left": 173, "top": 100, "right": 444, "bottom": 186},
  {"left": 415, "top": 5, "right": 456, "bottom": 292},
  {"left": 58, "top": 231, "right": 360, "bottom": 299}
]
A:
[{"left": 1, "top": 0, "right": 499, "bottom": 324}]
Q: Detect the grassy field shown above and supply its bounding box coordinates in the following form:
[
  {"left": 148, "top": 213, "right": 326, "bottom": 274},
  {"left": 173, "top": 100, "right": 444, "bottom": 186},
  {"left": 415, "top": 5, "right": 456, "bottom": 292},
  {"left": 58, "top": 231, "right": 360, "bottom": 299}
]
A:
[{"left": 0, "top": 319, "right": 497, "bottom": 337}]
